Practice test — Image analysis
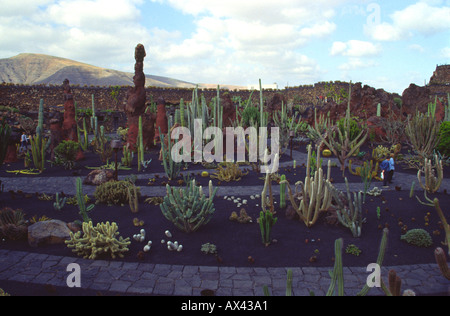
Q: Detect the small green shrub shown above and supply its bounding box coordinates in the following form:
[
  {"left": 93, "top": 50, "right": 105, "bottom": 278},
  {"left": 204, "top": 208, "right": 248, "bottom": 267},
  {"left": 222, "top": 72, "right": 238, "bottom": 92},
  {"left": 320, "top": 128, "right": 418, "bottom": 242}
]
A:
[
  {"left": 401, "top": 229, "right": 433, "bottom": 248},
  {"left": 94, "top": 180, "right": 140, "bottom": 206},
  {"left": 54, "top": 140, "right": 80, "bottom": 169},
  {"left": 436, "top": 121, "right": 450, "bottom": 157}
]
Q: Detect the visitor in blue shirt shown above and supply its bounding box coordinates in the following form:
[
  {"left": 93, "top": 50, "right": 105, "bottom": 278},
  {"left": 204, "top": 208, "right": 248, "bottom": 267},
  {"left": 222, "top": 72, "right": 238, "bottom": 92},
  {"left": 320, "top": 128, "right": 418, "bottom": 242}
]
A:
[
  {"left": 388, "top": 154, "right": 395, "bottom": 184},
  {"left": 380, "top": 158, "right": 390, "bottom": 188}
]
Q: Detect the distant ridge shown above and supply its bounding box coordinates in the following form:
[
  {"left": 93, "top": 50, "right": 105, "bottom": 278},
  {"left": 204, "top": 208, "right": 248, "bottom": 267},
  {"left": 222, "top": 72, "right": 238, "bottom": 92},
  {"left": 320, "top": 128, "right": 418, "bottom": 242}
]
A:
[{"left": 0, "top": 53, "right": 245, "bottom": 90}]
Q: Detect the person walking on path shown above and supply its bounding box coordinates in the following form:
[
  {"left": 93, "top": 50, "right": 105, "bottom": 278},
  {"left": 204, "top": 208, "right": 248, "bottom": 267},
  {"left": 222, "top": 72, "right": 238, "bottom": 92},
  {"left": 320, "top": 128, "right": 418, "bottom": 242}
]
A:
[
  {"left": 20, "top": 132, "right": 29, "bottom": 153},
  {"left": 380, "top": 157, "right": 390, "bottom": 188},
  {"left": 388, "top": 154, "right": 395, "bottom": 184}
]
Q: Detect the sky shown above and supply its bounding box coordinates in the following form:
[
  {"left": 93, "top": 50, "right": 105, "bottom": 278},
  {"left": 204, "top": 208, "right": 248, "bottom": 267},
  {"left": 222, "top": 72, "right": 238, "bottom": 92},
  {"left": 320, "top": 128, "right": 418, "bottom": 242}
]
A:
[{"left": 1, "top": 0, "right": 450, "bottom": 94}]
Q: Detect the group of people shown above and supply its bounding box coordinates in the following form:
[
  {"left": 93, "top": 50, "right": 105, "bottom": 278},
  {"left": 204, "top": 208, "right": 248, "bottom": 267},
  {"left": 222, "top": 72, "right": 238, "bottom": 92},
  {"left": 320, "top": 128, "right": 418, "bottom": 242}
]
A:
[{"left": 380, "top": 154, "right": 395, "bottom": 188}]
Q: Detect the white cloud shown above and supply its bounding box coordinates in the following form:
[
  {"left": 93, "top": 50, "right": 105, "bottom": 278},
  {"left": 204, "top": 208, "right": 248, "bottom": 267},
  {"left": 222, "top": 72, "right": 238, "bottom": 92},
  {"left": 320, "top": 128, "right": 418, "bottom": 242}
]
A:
[
  {"left": 365, "top": 1, "right": 450, "bottom": 41},
  {"left": 330, "top": 40, "right": 381, "bottom": 57},
  {"left": 338, "top": 58, "right": 378, "bottom": 71}
]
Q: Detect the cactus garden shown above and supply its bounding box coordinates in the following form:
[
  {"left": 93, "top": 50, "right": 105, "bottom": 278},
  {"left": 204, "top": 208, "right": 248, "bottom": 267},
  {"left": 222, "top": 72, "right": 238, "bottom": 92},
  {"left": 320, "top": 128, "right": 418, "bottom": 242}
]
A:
[{"left": 0, "top": 45, "right": 449, "bottom": 296}]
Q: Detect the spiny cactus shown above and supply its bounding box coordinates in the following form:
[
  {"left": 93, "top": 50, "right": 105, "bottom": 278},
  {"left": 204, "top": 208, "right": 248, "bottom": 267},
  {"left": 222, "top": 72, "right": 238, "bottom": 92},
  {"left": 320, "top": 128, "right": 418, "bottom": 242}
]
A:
[
  {"left": 326, "top": 238, "right": 344, "bottom": 296},
  {"left": 434, "top": 247, "right": 450, "bottom": 280},
  {"left": 417, "top": 154, "right": 443, "bottom": 194},
  {"left": 258, "top": 210, "right": 278, "bottom": 246},
  {"left": 281, "top": 145, "right": 332, "bottom": 227},
  {"left": 53, "top": 192, "right": 67, "bottom": 211},
  {"left": 312, "top": 82, "right": 368, "bottom": 176},
  {"left": 65, "top": 221, "right": 130, "bottom": 260},
  {"left": 160, "top": 179, "right": 217, "bottom": 233},
  {"left": 405, "top": 112, "right": 440, "bottom": 162},
  {"left": 327, "top": 178, "right": 366, "bottom": 238},
  {"left": 279, "top": 174, "right": 286, "bottom": 209},
  {"left": 76, "top": 178, "right": 94, "bottom": 223},
  {"left": 0, "top": 207, "right": 28, "bottom": 241}
]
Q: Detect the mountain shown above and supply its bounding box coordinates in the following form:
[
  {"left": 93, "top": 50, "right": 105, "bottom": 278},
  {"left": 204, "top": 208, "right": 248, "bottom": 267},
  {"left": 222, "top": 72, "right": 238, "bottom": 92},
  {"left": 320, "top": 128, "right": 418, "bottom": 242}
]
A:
[{"left": 0, "top": 53, "right": 245, "bottom": 89}]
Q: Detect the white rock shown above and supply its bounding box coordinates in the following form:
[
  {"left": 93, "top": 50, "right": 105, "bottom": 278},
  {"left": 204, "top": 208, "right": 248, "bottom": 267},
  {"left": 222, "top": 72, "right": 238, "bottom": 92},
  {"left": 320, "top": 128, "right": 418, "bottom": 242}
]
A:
[
  {"left": 165, "top": 230, "right": 172, "bottom": 238},
  {"left": 177, "top": 245, "right": 183, "bottom": 252},
  {"left": 143, "top": 245, "right": 151, "bottom": 252}
]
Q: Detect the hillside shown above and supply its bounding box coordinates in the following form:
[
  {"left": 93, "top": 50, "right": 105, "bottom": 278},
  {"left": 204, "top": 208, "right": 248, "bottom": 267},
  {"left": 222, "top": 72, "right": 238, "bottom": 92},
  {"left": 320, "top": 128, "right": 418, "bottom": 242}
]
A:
[{"left": 0, "top": 53, "right": 244, "bottom": 90}]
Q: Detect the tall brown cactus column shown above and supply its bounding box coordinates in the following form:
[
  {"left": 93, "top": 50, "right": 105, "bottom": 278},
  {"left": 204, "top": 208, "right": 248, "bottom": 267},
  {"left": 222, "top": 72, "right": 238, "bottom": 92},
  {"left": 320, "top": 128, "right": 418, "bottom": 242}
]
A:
[
  {"left": 125, "top": 44, "right": 148, "bottom": 150},
  {"left": 61, "top": 79, "right": 84, "bottom": 160}
]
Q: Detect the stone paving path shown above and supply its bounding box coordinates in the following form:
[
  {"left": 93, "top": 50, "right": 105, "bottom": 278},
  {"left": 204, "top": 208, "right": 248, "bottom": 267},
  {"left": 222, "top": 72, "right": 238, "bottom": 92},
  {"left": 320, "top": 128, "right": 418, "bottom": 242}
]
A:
[
  {"left": 0, "top": 149, "right": 449, "bottom": 296},
  {"left": 0, "top": 249, "right": 448, "bottom": 296}
]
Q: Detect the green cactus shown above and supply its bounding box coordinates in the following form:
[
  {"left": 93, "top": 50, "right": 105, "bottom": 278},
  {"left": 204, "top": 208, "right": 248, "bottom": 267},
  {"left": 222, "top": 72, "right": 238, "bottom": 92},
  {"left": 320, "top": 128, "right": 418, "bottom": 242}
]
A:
[
  {"left": 53, "top": 192, "right": 67, "bottom": 211},
  {"left": 326, "top": 238, "right": 344, "bottom": 296},
  {"left": 279, "top": 174, "right": 286, "bottom": 209},
  {"left": 0, "top": 119, "right": 11, "bottom": 167},
  {"left": 357, "top": 228, "right": 391, "bottom": 296},
  {"left": 65, "top": 221, "right": 130, "bottom": 260},
  {"left": 327, "top": 178, "right": 366, "bottom": 238},
  {"left": 76, "top": 177, "right": 94, "bottom": 223},
  {"left": 258, "top": 210, "right": 278, "bottom": 246},
  {"left": 160, "top": 179, "right": 217, "bottom": 233},
  {"left": 159, "top": 120, "right": 182, "bottom": 180},
  {"left": 180, "top": 98, "right": 186, "bottom": 127},
  {"left": 281, "top": 145, "right": 332, "bottom": 227},
  {"left": 29, "top": 99, "right": 50, "bottom": 172}
]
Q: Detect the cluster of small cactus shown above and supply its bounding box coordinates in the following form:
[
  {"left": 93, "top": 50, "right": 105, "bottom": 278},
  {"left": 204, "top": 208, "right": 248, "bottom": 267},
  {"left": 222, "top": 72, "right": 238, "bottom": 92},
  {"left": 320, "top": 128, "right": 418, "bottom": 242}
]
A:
[
  {"left": 211, "top": 162, "right": 248, "bottom": 182},
  {"left": 65, "top": 221, "right": 131, "bottom": 260},
  {"left": 160, "top": 179, "right": 217, "bottom": 233},
  {"left": 401, "top": 228, "right": 433, "bottom": 248},
  {"left": 94, "top": 180, "right": 140, "bottom": 206}
]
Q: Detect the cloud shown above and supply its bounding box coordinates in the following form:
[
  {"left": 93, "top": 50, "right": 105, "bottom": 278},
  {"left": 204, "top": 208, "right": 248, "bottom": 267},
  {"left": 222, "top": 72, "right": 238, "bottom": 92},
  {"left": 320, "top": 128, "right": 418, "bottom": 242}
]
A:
[
  {"left": 338, "top": 58, "right": 378, "bottom": 71},
  {"left": 365, "top": 1, "right": 450, "bottom": 41},
  {"left": 147, "top": 0, "right": 349, "bottom": 85},
  {"left": 330, "top": 40, "right": 381, "bottom": 57},
  {"left": 0, "top": 0, "right": 150, "bottom": 69}
]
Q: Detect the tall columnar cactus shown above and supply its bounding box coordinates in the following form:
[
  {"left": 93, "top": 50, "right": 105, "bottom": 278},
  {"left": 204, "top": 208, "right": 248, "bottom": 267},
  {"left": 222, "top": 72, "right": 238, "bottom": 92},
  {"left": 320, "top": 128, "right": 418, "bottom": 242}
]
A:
[
  {"left": 90, "top": 94, "right": 98, "bottom": 137},
  {"left": 279, "top": 174, "right": 286, "bottom": 209},
  {"left": 160, "top": 122, "right": 182, "bottom": 180},
  {"left": 281, "top": 145, "right": 332, "bottom": 227},
  {"left": 417, "top": 154, "right": 443, "bottom": 194},
  {"left": 160, "top": 179, "right": 218, "bottom": 233},
  {"left": 434, "top": 247, "right": 450, "bottom": 280},
  {"left": 357, "top": 228, "right": 390, "bottom": 296},
  {"left": 0, "top": 119, "right": 11, "bottom": 167},
  {"left": 137, "top": 115, "right": 144, "bottom": 172},
  {"left": 327, "top": 178, "right": 366, "bottom": 238},
  {"left": 179, "top": 98, "right": 186, "bottom": 127},
  {"left": 326, "top": 238, "right": 344, "bottom": 296},
  {"left": 29, "top": 99, "right": 50, "bottom": 172},
  {"left": 76, "top": 177, "right": 94, "bottom": 223},
  {"left": 405, "top": 112, "right": 440, "bottom": 162},
  {"left": 259, "top": 209, "right": 278, "bottom": 247}
]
